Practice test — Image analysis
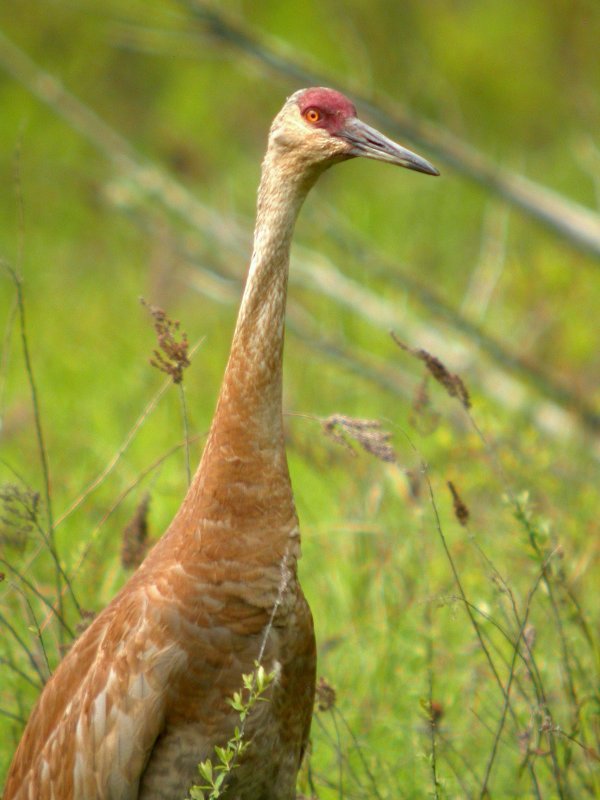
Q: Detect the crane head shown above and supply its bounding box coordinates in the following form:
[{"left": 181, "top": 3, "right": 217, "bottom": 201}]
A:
[{"left": 270, "top": 87, "right": 439, "bottom": 176}]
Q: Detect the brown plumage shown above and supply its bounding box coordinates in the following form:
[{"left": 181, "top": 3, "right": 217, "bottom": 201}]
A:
[{"left": 4, "top": 87, "right": 438, "bottom": 800}]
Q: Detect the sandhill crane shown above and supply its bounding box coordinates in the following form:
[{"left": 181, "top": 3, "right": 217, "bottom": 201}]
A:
[{"left": 4, "top": 87, "right": 438, "bottom": 800}]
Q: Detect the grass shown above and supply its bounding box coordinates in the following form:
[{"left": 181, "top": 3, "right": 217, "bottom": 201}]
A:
[{"left": 1, "top": 1, "right": 599, "bottom": 797}]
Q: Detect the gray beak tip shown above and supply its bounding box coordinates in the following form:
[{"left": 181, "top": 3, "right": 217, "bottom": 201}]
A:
[
  {"left": 339, "top": 117, "right": 440, "bottom": 177},
  {"left": 408, "top": 159, "right": 440, "bottom": 177}
]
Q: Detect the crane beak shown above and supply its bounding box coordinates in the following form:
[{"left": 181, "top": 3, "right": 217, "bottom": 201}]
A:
[{"left": 338, "top": 118, "right": 440, "bottom": 176}]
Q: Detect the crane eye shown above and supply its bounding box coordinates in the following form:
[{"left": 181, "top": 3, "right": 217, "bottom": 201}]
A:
[{"left": 303, "top": 107, "right": 322, "bottom": 124}]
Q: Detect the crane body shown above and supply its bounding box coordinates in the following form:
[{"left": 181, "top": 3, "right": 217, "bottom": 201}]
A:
[{"left": 4, "top": 87, "right": 438, "bottom": 800}]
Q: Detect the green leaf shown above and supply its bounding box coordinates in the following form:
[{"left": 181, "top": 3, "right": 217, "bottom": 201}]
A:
[
  {"left": 214, "top": 773, "right": 226, "bottom": 790},
  {"left": 198, "top": 759, "right": 213, "bottom": 783},
  {"left": 215, "top": 745, "right": 232, "bottom": 766}
]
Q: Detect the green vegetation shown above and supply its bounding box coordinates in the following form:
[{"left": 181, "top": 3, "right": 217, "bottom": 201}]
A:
[
  {"left": 1, "top": 2, "right": 599, "bottom": 797},
  {"left": 187, "top": 663, "right": 275, "bottom": 800}
]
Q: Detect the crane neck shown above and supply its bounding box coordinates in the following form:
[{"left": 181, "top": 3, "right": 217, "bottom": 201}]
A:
[
  {"left": 211, "top": 149, "right": 323, "bottom": 451},
  {"left": 169, "top": 144, "right": 330, "bottom": 570},
  {"left": 172, "top": 148, "right": 327, "bottom": 566},
  {"left": 175, "top": 148, "right": 323, "bottom": 556}
]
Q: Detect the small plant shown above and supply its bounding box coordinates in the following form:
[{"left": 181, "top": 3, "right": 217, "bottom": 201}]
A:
[
  {"left": 120, "top": 493, "right": 152, "bottom": 570},
  {"left": 0, "top": 484, "right": 40, "bottom": 550},
  {"left": 315, "top": 676, "right": 336, "bottom": 712},
  {"left": 141, "top": 299, "right": 190, "bottom": 385},
  {"left": 187, "top": 662, "right": 275, "bottom": 800},
  {"left": 322, "top": 414, "right": 397, "bottom": 463},
  {"left": 391, "top": 333, "right": 471, "bottom": 409},
  {"left": 447, "top": 480, "right": 469, "bottom": 527},
  {"left": 141, "top": 298, "right": 193, "bottom": 483}
]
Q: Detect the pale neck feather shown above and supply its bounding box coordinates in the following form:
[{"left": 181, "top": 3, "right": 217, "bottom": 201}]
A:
[{"left": 211, "top": 148, "right": 324, "bottom": 450}]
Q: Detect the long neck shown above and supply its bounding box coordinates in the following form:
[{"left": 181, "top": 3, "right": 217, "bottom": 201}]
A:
[
  {"left": 176, "top": 149, "right": 322, "bottom": 566},
  {"left": 216, "top": 152, "right": 316, "bottom": 443}
]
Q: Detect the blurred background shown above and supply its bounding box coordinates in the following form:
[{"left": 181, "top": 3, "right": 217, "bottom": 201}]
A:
[{"left": 0, "top": 1, "right": 599, "bottom": 796}]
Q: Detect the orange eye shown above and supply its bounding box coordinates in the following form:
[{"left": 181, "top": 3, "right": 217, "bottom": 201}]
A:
[{"left": 304, "top": 107, "right": 322, "bottom": 124}]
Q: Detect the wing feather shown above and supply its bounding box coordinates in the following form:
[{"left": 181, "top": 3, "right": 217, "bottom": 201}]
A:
[{"left": 4, "top": 587, "right": 187, "bottom": 800}]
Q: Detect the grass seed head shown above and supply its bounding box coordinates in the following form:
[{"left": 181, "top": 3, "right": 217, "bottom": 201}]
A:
[
  {"left": 141, "top": 298, "right": 190, "bottom": 384},
  {"left": 315, "top": 676, "right": 337, "bottom": 712},
  {"left": 121, "top": 493, "right": 151, "bottom": 570},
  {"left": 0, "top": 484, "right": 40, "bottom": 549},
  {"left": 447, "top": 480, "right": 470, "bottom": 526},
  {"left": 391, "top": 332, "right": 471, "bottom": 409},
  {"left": 322, "top": 414, "right": 397, "bottom": 463}
]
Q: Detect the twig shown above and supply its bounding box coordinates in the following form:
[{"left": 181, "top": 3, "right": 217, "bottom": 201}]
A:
[
  {"left": 1, "top": 261, "right": 65, "bottom": 635},
  {"left": 0, "top": 611, "right": 47, "bottom": 687},
  {"left": 333, "top": 709, "right": 385, "bottom": 800},
  {"left": 312, "top": 712, "right": 373, "bottom": 798},
  {"left": 0, "top": 707, "right": 26, "bottom": 725},
  {"left": 0, "top": 559, "right": 75, "bottom": 638},
  {"left": 465, "top": 409, "right": 580, "bottom": 791},
  {"left": 0, "top": 293, "right": 18, "bottom": 419},
  {"left": 19, "top": 589, "right": 51, "bottom": 679},
  {"left": 0, "top": 655, "right": 42, "bottom": 691},
  {"left": 330, "top": 707, "right": 344, "bottom": 800},
  {"left": 427, "top": 656, "right": 440, "bottom": 799},
  {"left": 514, "top": 498, "right": 579, "bottom": 715},
  {"left": 478, "top": 560, "right": 563, "bottom": 799},
  {"left": 53, "top": 335, "right": 204, "bottom": 528},
  {"left": 54, "top": 433, "right": 202, "bottom": 609},
  {"left": 422, "top": 464, "right": 518, "bottom": 720},
  {"left": 437, "top": 729, "right": 481, "bottom": 797},
  {"left": 54, "top": 376, "right": 170, "bottom": 529}
]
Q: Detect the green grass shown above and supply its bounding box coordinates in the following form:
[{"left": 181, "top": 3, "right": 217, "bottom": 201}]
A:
[{"left": 1, "top": 2, "right": 599, "bottom": 797}]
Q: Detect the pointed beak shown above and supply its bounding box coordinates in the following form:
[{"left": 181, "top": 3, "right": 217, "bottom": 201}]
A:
[{"left": 337, "top": 118, "right": 439, "bottom": 176}]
